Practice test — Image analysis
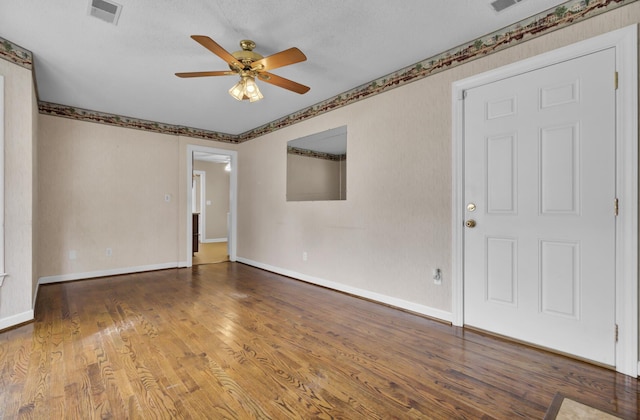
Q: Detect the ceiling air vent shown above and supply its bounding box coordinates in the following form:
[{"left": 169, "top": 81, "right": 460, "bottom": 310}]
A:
[
  {"left": 490, "top": 0, "right": 526, "bottom": 13},
  {"left": 88, "top": 0, "right": 122, "bottom": 25}
]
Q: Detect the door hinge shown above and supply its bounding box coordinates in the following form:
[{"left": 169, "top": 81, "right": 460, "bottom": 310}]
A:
[
  {"left": 615, "top": 324, "right": 619, "bottom": 342},
  {"left": 614, "top": 198, "right": 619, "bottom": 216},
  {"left": 615, "top": 71, "right": 619, "bottom": 90}
]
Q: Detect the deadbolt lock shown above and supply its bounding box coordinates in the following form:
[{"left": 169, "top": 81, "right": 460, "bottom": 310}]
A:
[{"left": 465, "top": 219, "right": 476, "bottom": 228}]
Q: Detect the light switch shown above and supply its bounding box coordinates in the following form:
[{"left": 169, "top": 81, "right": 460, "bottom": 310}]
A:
[
  {"left": 206, "top": 200, "right": 212, "bottom": 205},
  {"left": 433, "top": 268, "right": 442, "bottom": 285}
]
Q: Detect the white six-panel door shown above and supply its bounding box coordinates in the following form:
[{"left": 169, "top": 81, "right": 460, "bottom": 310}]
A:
[{"left": 463, "top": 48, "right": 616, "bottom": 365}]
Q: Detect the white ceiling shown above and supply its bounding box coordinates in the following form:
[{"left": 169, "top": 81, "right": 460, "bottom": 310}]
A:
[{"left": 0, "top": 0, "right": 567, "bottom": 136}]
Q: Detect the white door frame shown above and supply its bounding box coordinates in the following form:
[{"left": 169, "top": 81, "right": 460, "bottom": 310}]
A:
[
  {"left": 0, "top": 76, "right": 5, "bottom": 286},
  {"left": 451, "top": 25, "right": 638, "bottom": 376},
  {"left": 186, "top": 145, "right": 238, "bottom": 265},
  {"left": 192, "top": 170, "right": 206, "bottom": 240}
]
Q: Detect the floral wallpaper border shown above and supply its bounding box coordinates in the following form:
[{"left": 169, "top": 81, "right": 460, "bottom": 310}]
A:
[
  {"left": 38, "top": 102, "right": 237, "bottom": 143},
  {"left": 2, "top": 0, "right": 636, "bottom": 143},
  {"left": 0, "top": 37, "right": 33, "bottom": 70},
  {"left": 288, "top": 146, "right": 346, "bottom": 162}
]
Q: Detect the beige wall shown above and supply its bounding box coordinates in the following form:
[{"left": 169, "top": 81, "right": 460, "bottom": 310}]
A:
[
  {"left": 287, "top": 154, "right": 344, "bottom": 201},
  {"left": 235, "top": 5, "right": 640, "bottom": 317},
  {"left": 37, "top": 122, "right": 237, "bottom": 280},
  {"left": 236, "top": 84, "right": 453, "bottom": 312},
  {"left": 194, "top": 160, "right": 230, "bottom": 240},
  {"left": 0, "top": 59, "right": 37, "bottom": 327},
  {"left": 38, "top": 116, "right": 181, "bottom": 278}
]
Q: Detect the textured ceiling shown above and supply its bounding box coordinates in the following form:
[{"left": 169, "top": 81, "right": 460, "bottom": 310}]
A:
[{"left": 0, "top": 0, "right": 568, "bottom": 135}]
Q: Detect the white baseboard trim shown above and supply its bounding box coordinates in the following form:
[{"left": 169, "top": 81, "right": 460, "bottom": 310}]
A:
[
  {"left": 236, "top": 257, "right": 453, "bottom": 323},
  {"left": 0, "top": 310, "right": 34, "bottom": 330},
  {"left": 202, "top": 238, "right": 227, "bottom": 243},
  {"left": 38, "top": 262, "right": 180, "bottom": 285}
]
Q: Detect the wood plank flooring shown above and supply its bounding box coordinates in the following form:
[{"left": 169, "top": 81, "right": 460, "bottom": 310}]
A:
[
  {"left": 192, "top": 242, "right": 229, "bottom": 265},
  {"left": 1, "top": 262, "right": 638, "bottom": 419}
]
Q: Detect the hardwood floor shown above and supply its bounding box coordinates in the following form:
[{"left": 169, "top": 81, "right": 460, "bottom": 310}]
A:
[
  {"left": 1, "top": 263, "right": 638, "bottom": 419},
  {"left": 192, "top": 242, "right": 229, "bottom": 265}
]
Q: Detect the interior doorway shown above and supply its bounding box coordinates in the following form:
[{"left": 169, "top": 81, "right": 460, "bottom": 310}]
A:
[
  {"left": 191, "top": 169, "right": 229, "bottom": 265},
  {"left": 191, "top": 159, "right": 229, "bottom": 265},
  {"left": 186, "top": 145, "right": 237, "bottom": 266}
]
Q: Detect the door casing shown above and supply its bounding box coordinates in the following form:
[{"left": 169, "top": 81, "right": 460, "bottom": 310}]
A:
[
  {"left": 192, "top": 170, "right": 206, "bottom": 239},
  {"left": 451, "top": 25, "right": 638, "bottom": 377},
  {"left": 186, "top": 145, "right": 238, "bottom": 266}
]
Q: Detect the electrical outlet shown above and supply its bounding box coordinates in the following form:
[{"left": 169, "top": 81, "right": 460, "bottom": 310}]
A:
[
  {"left": 106, "top": 248, "right": 113, "bottom": 257},
  {"left": 433, "top": 268, "right": 442, "bottom": 285},
  {"left": 164, "top": 194, "right": 171, "bottom": 202},
  {"left": 69, "top": 250, "right": 77, "bottom": 260},
  {"left": 302, "top": 251, "right": 308, "bottom": 261}
]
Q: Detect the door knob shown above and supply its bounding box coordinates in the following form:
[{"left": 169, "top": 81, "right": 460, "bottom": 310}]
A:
[{"left": 465, "top": 219, "right": 476, "bottom": 228}]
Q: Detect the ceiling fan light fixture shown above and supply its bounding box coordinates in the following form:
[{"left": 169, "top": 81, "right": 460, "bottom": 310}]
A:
[
  {"left": 244, "top": 77, "right": 263, "bottom": 102},
  {"left": 228, "top": 75, "right": 263, "bottom": 102},
  {"left": 228, "top": 78, "right": 247, "bottom": 101}
]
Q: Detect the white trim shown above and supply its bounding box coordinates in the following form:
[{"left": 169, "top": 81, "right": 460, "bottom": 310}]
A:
[
  {"left": 237, "top": 257, "right": 453, "bottom": 323},
  {"left": 614, "top": 24, "right": 639, "bottom": 378},
  {"left": 202, "top": 237, "right": 228, "bottom": 243},
  {"left": 192, "top": 169, "right": 206, "bottom": 240},
  {"left": 0, "top": 310, "right": 34, "bottom": 330},
  {"left": 0, "top": 76, "right": 5, "bottom": 287},
  {"left": 186, "top": 146, "right": 237, "bottom": 266},
  {"left": 452, "top": 25, "right": 638, "bottom": 376},
  {"left": 38, "top": 262, "right": 180, "bottom": 284}
]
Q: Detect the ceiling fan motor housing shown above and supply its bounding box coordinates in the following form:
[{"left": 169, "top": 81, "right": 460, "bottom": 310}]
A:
[{"left": 230, "top": 40, "right": 264, "bottom": 70}]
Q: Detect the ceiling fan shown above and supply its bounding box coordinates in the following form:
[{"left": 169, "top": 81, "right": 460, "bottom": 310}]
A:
[{"left": 176, "top": 36, "right": 310, "bottom": 102}]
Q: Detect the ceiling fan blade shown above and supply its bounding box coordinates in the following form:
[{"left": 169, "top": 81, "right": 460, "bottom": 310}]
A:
[
  {"left": 175, "top": 70, "right": 235, "bottom": 78},
  {"left": 191, "top": 35, "right": 242, "bottom": 68},
  {"left": 259, "top": 72, "right": 310, "bottom": 94},
  {"left": 251, "top": 47, "right": 307, "bottom": 72}
]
